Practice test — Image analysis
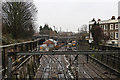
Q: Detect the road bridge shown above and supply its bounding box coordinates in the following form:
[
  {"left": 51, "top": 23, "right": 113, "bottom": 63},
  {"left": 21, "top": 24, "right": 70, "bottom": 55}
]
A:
[{"left": 33, "top": 35, "right": 77, "bottom": 43}]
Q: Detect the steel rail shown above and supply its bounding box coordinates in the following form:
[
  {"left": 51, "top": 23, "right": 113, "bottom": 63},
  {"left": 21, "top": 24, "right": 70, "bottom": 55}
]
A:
[
  {"left": 89, "top": 56, "right": 120, "bottom": 77},
  {"left": 48, "top": 55, "right": 68, "bottom": 79}
]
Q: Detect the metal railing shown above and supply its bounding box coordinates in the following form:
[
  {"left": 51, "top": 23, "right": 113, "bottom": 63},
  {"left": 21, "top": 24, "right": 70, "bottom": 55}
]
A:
[
  {"left": 0, "top": 39, "right": 41, "bottom": 79},
  {"left": 89, "top": 44, "right": 120, "bottom": 76},
  {"left": 6, "top": 50, "right": 120, "bottom": 79},
  {"left": 1, "top": 39, "right": 120, "bottom": 79}
]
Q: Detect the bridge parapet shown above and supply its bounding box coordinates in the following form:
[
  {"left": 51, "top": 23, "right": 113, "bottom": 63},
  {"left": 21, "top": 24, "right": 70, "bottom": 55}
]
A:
[{"left": 0, "top": 39, "right": 44, "bottom": 79}]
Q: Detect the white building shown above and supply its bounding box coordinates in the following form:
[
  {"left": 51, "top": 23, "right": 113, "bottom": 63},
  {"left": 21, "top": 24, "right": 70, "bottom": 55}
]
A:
[{"left": 89, "top": 16, "right": 119, "bottom": 46}]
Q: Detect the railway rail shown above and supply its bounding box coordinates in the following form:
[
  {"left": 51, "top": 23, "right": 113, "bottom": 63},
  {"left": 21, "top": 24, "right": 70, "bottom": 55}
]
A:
[
  {"left": 35, "top": 54, "right": 73, "bottom": 79},
  {"left": 79, "top": 55, "right": 118, "bottom": 79},
  {"left": 89, "top": 44, "right": 120, "bottom": 77}
]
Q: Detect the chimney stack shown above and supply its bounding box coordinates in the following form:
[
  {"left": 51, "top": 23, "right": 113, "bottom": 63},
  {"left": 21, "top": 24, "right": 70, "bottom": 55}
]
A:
[
  {"left": 92, "top": 18, "right": 95, "bottom": 22},
  {"left": 98, "top": 19, "right": 101, "bottom": 21},
  {"left": 118, "top": 16, "right": 120, "bottom": 19},
  {"left": 111, "top": 16, "right": 116, "bottom": 20}
]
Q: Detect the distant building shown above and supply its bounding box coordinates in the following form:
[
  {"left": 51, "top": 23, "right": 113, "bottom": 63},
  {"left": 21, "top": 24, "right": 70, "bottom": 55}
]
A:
[
  {"left": 59, "top": 32, "right": 74, "bottom": 37},
  {"left": 40, "top": 39, "right": 57, "bottom": 51},
  {"left": 89, "top": 16, "right": 119, "bottom": 46},
  {"left": 43, "top": 40, "right": 55, "bottom": 46},
  {"left": 33, "top": 32, "right": 39, "bottom": 36}
]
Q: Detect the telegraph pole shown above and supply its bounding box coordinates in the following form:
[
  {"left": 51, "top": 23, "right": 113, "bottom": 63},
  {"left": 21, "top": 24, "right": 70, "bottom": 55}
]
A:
[
  {"left": 76, "top": 55, "right": 78, "bottom": 80},
  {"left": 53, "top": 26, "right": 55, "bottom": 31}
]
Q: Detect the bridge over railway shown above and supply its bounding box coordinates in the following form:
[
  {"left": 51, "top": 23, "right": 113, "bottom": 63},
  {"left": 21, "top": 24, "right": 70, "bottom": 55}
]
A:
[
  {"left": 33, "top": 35, "right": 76, "bottom": 43},
  {"left": 0, "top": 39, "right": 120, "bottom": 79}
]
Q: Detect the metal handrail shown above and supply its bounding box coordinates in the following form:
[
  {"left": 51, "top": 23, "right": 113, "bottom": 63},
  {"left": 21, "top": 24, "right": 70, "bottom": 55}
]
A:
[
  {"left": 0, "top": 39, "right": 40, "bottom": 79},
  {"left": 0, "top": 40, "right": 38, "bottom": 48}
]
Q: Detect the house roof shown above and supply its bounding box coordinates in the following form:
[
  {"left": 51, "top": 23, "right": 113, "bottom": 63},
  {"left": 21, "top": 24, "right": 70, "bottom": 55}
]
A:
[
  {"left": 43, "top": 40, "right": 55, "bottom": 45},
  {"left": 89, "top": 19, "right": 118, "bottom": 25}
]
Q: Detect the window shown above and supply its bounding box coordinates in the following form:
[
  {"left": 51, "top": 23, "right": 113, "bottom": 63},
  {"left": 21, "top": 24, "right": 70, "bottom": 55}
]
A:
[
  {"left": 90, "top": 33, "right": 92, "bottom": 38},
  {"left": 115, "top": 24, "right": 118, "bottom": 30},
  {"left": 100, "top": 25, "right": 103, "bottom": 29},
  {"left": 102, "top": 25, "right": 104, "bottom": 29},
  {"left": 89, "top": 25, "right": 92, "bottom": 30},
  {"left": 104, "top": 25, "right": 107, "bottom": 30},
  {"left": 110, "top": 24, "right": 114, "bottom": 30},
  {"left": 115, "top": 32, "right": 118, "bottom": 39},
  {"left": 100, "top": 25, "right": 102, "bottom": 28},
  {"left": 104, "top": 32, "right": 108, "bottom": 36},
  {"left": 90, "top": 25, "right": 92, "bottom": 29},
  {"left": 110, "top": 32, "right": 114, "bottom": 39}
]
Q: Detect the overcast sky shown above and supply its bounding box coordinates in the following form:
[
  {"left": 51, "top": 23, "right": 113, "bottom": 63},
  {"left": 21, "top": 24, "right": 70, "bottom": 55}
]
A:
[{"left": 33, "top": 0, "right": 120, "bottom": 32}]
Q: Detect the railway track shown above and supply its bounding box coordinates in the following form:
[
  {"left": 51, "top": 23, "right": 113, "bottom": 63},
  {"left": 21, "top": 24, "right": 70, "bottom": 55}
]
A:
[
  {"left": 65, "top": 55, "right": 93, "bottom": 79},
  {"left": 34, "top": 45, "right": 120, "bottom": 79},
  {"left": 88, "top": 55, "right": 120, "bottom": 77},
  {"left": 64, "top": 54, "right": 119, "bottom": 79},
  {"left": 49, "top": 55, "right": 69, "bottom": 79},
  {"left": 77, "top": 55, "right": 118, "bottom": 79},
  {"left": 35, "top": 54, "right": 75, "bottom": 79}
]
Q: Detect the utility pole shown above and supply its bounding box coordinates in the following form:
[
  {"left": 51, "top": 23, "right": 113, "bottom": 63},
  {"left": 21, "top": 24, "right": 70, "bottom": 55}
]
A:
[
  {"left": 75, "top": 55, "right": 78, "bottom": 80},
  {"left": 78, "top": 28, "right": 79, "bottom": 34},
  {"left": 60, "top": 27, "right": 62, "bottom": 33}
]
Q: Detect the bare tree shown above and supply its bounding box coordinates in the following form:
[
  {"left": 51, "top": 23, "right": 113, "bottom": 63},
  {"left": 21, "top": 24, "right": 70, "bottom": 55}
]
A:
[
  {"left": 79, "top": 25, "right": 88, "bottom": 40},
  {"left": 2, "top": 1, "right": 37, "bottom": 39},
  {"left": 80, "top": 25, "right": 87, "bottom": 33}
]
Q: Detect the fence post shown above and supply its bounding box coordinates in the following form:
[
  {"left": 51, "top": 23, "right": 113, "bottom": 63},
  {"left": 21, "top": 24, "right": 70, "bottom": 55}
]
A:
[
  {"left": 2, "top": 47, "right": 6, "bottom": 78},
  {"left": 106, "top": 55, "right": 108, "bottom": 64},
  {"left": 7, "top": 55, "right": 12, "bottom": 79},
  {"left": 112, "top": 54, "right": 115, "bottom": 68},
  {"left": 26, "top": 44, "right": 29, "bottom": 51},
  {"left": 14, "top": 45, "right": 17, "bottom": 60},
  {"left": 30, "top": 42, "right": 32, "bottom": 51},
  {"left": 86, "top": 54, "right": 89, "bottom": 63},
  {"left": 21, "top": 44, "right": 24, "bottom": 51},
  {"left": 14, "top": 45, "right": 17, "bottom": 51},
  {"left": 76, "top": 55, "right": 78, "bottom": 80}
]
